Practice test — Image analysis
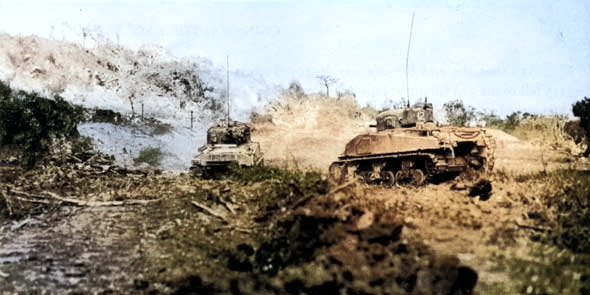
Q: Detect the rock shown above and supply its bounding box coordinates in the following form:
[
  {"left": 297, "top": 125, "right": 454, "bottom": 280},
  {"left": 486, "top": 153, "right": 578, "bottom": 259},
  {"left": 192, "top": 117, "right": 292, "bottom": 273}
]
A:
[
  {"left": 451, "top": 181, "right": 466, "bottom": 191},
  {"left": 356, "top": 211, "right": 374, "bottom": 230}
]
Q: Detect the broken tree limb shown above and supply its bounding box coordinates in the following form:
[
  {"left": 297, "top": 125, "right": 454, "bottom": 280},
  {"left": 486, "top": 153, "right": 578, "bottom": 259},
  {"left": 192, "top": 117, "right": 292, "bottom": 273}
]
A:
[
  {"left": 514, "top": 221, "right": 552, "bottom": 232},
  {"left": 191, "top": 201, "right": 228, "bottom": 223},
  {"left": 6, "top": 187, "right": 161, "bottom": 207},
  {"left": 328, "top": 180, "right": 356, "bottom": 194},
  {"left": 217, "top": 197, "right": 237, "bottom": 214}
]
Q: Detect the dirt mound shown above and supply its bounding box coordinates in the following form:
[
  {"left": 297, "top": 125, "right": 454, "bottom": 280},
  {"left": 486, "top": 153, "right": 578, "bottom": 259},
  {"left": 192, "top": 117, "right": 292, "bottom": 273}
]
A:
[
  {"left": 252, "top": 94, "right": 374, "bottom": 171},
  {"left": 227, "top": 189, "right": 478, "bottom": 295},
  {"left": 485, "top": 128, "right": 519, "bottom": 142}
]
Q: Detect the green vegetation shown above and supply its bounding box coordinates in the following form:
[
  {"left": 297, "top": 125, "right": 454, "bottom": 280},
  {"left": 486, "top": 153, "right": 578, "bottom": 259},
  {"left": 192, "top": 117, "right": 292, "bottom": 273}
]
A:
[
  {"left": 229, "top": 164, "right": 315, "bottom": 183},
  {"left": 88, "top": 108, "right": 127, "bottom": 124},
  {"left": 572, "top": 97, "right": 590, "bottom": 156},
  {"left": 0, "top": 80, "right": 85, "bottom": 167},
  {"left": 503, "top": 244, "right": 589, "bottom": 295},
  {"left": 539, "top": 170, "right": 590, "bottom": 254},
  {"left": 480, "top": 110, "right": 537, "bottom": 132},
  {"left": 133, "top": 146, "right": 163, "bottom": 166},
  {"left": 491, "top": 170, "right": 590, "bottom": 295},
  {"left": 443, "top": 97, "right": 588, "bottom": 158},
  {"left": 443, "top": 99, "right": 476, "bottom": 127}
]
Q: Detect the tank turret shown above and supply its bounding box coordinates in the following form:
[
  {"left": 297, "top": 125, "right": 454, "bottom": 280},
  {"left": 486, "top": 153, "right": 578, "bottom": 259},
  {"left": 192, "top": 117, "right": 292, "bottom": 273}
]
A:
[
  {"left": 372, "top": 100, "right": 434, "bottom": 130},
  {"left": 206, "top": 120, "right": 252, "bottom": 145}
]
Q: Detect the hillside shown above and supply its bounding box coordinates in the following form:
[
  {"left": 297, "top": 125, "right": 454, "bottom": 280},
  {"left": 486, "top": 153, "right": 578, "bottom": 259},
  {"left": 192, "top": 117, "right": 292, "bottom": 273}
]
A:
[{"left": 0, "top": 33, "right": 276, "bottom": 172}]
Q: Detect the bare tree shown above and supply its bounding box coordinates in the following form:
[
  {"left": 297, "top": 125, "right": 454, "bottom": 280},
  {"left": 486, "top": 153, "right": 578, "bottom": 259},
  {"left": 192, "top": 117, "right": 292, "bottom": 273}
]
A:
[
  {"left": 316, "top": 75, "right": 338, "bottom": 97},
  {"left": 128, "top": 93, "right": 136, "bottom": 117}
]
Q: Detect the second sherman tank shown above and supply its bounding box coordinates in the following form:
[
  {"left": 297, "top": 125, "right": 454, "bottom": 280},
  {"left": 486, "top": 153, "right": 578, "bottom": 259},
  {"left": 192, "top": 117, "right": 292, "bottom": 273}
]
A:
[
  {"left": 190, "top": 120, "right": 263, "bottom": 178},
  {"left": 329, "top": 100, "right": 496, "bottom": 186}
]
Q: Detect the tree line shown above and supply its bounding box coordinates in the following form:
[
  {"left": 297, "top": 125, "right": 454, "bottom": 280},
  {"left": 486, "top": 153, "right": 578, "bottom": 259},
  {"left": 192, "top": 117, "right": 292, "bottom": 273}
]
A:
[{"left": 444, "top": 98, "right": 589, "bottom": 156}]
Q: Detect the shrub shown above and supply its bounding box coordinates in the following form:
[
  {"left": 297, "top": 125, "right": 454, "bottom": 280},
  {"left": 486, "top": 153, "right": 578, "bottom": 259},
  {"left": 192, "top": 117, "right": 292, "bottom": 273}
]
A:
[
  {"left": 0, "top": 80, "right": 85, "bottom": 167},
  {"left": 492, "top": 170, "right": 590, "bottom": 295},
  {"left": 133, "top": 147, "right": 162, "bottom": 166},
  {"left": 540, "top": 170, "right": 590, "bottom": 253},
  {"left": 572, "top": 97, "right": 590, "bottom": 156}
]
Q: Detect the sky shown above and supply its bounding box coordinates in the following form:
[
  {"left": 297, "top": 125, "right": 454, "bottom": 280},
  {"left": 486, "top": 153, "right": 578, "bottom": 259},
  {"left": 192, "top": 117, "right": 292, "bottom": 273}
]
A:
[{"left": 0, "top": 0, "right": 589, "bottom": 116}]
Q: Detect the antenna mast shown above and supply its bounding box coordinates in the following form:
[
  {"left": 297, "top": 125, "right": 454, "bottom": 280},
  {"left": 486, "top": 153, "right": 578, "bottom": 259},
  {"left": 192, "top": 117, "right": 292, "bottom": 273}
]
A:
[
  {"left": 405, "top": 12, "right": 415, "bottom": 107},
  {"left": 226, "top": 56, "right": 230, "bottom": 125}
]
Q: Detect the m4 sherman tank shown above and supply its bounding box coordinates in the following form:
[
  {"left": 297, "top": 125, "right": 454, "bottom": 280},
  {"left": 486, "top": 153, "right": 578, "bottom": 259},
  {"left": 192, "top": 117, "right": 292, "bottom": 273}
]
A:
[
  {"left": 329, "top": 101, "right": 495, "bottom": 186},
  {"left": 190, "top": 120, "right": 263, "bottom": 178}
]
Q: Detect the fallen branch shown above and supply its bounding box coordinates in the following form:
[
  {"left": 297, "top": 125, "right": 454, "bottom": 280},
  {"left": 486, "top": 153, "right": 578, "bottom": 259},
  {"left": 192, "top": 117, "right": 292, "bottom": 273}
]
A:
[
  {"left": 514, "top": 221, "right": 552, "bottom": 232},
  {"left": 328, "top": 180, "right": 356, "bottom": 194},
  {"left": 6, "top": 188, "right": 161, "bottom": 207},
  {"left": 220, "top": 225, "right": 252, "bottom": 233},
  {"left": 191, "top": 201, "right": 228, "bottom": 223},
  {"left": 217, "top": 197, "right": 237, "bottom": 215}
]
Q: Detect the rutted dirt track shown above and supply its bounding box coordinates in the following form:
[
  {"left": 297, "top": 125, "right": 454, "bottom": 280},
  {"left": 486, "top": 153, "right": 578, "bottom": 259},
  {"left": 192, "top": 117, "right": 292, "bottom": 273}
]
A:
[{"left": 0, "top": 98, "right": 584, "bottom": 294}]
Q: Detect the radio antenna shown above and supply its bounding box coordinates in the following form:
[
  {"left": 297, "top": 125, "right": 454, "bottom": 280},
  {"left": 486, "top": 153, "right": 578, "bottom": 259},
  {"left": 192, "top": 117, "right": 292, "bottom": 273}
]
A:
[
  {"left": 226, "top": 56, "right": 230, "bottom": 125},
  {"left": 405, "top": 12, "right": 415, "bottom": 108}
]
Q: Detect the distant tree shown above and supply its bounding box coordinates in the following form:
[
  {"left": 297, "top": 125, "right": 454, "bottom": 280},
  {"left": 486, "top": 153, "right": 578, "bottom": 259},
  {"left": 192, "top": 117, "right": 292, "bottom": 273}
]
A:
[
  {"left": 504, "top": 111, "right": 524, "bottom": 131},
  {"left": 316, "top": 75, "right": 338, "bottom": 97},
  {"left": 572, "top": 96, "right": 590, "bottom": 156},
  {"left": 477, "top": 110, "right": 504, "bottom": 128},
  {"left": 287, "top": 80, "right": 305, "bottom": 98},
  {"left": 443, "top": 99, "right": 476, "bottom": 126}
]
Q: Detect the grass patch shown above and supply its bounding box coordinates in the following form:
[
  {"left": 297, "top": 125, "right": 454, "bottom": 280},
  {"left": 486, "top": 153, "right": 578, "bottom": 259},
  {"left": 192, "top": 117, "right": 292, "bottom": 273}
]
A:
[
  {"left": 133, "top": 147, "right": 162, "bottom": 166},
  {"left": 488, "top": 169, "right": 590, "bottom": 294},
  {"left": 502, "top": 244, "right": 590, "bottom": 295},
  {"left": 226, "top": 164, "right": 328, "bottom": 215},
  {"left": 539, "top": 170, "right": 590, "bottom": 253},
  {"left": 229, "top": 164, "right": 322, "bottom": 184}
]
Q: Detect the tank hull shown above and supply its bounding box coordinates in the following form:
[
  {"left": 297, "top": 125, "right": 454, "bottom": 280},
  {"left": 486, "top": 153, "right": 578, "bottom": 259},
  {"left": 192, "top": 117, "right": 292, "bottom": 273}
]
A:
[
  {"left": 191, "top": 142, "right": 264, "bottom": 178},
  {"left": 329, "top": 125, "right": 495, "bottom": 186}
]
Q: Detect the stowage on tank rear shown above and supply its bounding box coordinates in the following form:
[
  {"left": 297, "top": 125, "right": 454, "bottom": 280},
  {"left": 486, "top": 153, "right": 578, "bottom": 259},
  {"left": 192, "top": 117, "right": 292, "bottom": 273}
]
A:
[{"left": 329, "top": 101, "right": 496, "bottom": 186}]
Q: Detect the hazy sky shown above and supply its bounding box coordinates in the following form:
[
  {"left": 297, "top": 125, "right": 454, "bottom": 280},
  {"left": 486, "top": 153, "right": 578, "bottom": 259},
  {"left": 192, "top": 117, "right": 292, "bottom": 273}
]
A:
[{"left": 1, "top": 0, "right": 589, "bottom": 116}]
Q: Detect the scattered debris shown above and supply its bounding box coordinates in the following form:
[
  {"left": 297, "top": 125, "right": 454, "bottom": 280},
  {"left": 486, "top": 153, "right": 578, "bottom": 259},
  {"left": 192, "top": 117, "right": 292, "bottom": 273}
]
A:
[{"left": 191, "top": 201, "right": 228, "bottom": 223}]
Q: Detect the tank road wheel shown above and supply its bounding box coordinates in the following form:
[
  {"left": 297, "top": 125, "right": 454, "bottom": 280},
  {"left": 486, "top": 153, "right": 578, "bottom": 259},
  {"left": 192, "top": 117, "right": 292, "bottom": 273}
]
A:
[
  {"left": 380, "top": 170, "right": 396, "bottom": 187},
  {"left": 395, "top": 170, "right": 407, "bottom": 186},
  {"left": 355, "top": 173, "right": 367, "bottom": 184},
  {"left": 395, "top": 169, "right": 425, "bottom": 187},
  {"left": 410, "top": 169, "right": 425, "bottom": 187}
]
